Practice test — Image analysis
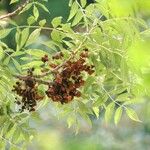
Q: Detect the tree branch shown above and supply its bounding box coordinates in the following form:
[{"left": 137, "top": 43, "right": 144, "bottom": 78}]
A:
[
  {"left": 34, "top": 38, "right": 87, "bottom": 78},
  {"left": 0, "top": 0, "right": 30, "bottom": 20},
  {"left": 14, "top": 75, "right": 52, "bottom": 85},
  {"left": 13, "top": 22, "right": 95, "bottom": 81}
]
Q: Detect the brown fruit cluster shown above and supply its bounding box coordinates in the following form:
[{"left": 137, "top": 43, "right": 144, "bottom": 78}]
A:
[
  {"left": 45, "top": 49, "right": 94, "bottom": 104},
  {"left": 12, "top": 49, "right": 94, "bottom": 112},
  {"left": 41, "top": 54, "right": 49, "bottom": 63},
  {"left": 12, "top": 68, "right": 44, "bottom": 112}
]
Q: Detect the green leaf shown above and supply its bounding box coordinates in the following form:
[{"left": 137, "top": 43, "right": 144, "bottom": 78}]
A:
[
  {"left": 78, "top": 101, "right": 92, "bottom": 114},
  {"left": 93, "top": 107, "right": 99, "bottom": 118},
  {"left": 105, "top": 102, "right": 115, "bottom": 123},
  {"left": 72, "top": 11, "right": 83, "bottom": 26},
  {"left": 22, "top": 61, "right": 43, "bottom": 69},
  {"left": 51, "top": 30, "right": 63, "bottom": 42},
  {"left": 0, "top": 29, "right": 12, "bottom": 39},
  {"left": 69, "top": 0, "right": 73, "bottom": 7},
  {"left": 51, "top": 17, "right": 62, "bottom": 28},
  {"left": 0, "top": 140, "right": 5, "bottom": 149},
  {"left": 80, "top": 0, "right": 87, "bottom": 7},
  {"left": 27, "top": 16, "right": 36, "bottom": 25},
  {"left": 20, "top": 57, "right": 30, "bottom": 61},
  {"left": 36, "top": 3, "right": 50, "bottom": 13},
  {"left": 33, "top": 5, "right": 39, "bottom": 20},
  {"left": 20, "top": 28, "right": 29, "bottom": 48},
  {"left": 3, "top": 56, "right": 10, "bottom": 65},
  {"left": 79, "top": 111, "right": 92, "bottom": 127},
  {"left": 39, "top": 19, "right": 46, "bottom": 27},
  {"left": 61, "top": 24, "right": 74, "bottom": 33},
  {"left": 85, "top": 3, "right": 95, "bottom": 16},
  {"left": 15, "top": 28, "right": 21, "bottom": 48},
  {"left": 84, "top": 76, "right": 95, "bottom": 92},
  {"left": 126, "top": 108, "right": 141, "bottom": 122},
  {"left": 67, "top": 116, "right": 76, "bottom": 128},
  {"left": 15, "top": 28, "right": 20, "bottom": 40},
  {"left": 25, "top": 49, "right": 49, "bottom": 57},
  {"left": 2, "top": 121, "right": 14, "bottom": 135},
  {"left": 19, "top": 3, "right": 33, "bottom": 14},
  {"left": 93, "top": 97, "right": 105, "bottom": 107},
  {"left": 10, "top": 0, "right": 19, "bottom": 4},
  {"left": 11, "top": 51, "right": 25, "bottom": 57},
  {"left": 12, "top": 128, "right": 21, "bottom": 143},
  {"left": 25, "top": 29, "right": 41, "bottom": 47},
  {"left": 0, "top": 47, "right": 4, "bottom": 60},
  {"left": 12, "top": 59, "right": 21, "bottom": 72},
  {"left": 114, "top": 107, "right": 123, "bottom": 125},
  {"left": 68, "top": 1, "right": 79, "bottom": 21}
]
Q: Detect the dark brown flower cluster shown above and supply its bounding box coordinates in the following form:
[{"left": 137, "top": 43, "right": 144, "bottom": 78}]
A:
[
  {"left": 45, "top": 49, "right": 94, "bottom": 104},
  {"left": 41, "top": 54, "right": 49, "bottom": 63},
  {"left": 12, "top": 49, "right": 94, "bottom": 112},
  {"left": 12, "top": 68, "right": 44, "bottom": 112}
]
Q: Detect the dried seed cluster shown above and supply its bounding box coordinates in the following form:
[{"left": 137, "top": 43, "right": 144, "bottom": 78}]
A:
[
  {"left": 46, "top": 49, "right": 94, "bottom": 104},
  {"left": 41, "top": 54, "right": 49, "bottom": 63},
  {"left": 12, "top": 49, "right": 94, "bottom": 112},
  {"left": 12, "top": 68, "right": 44, "bottom": 112}
]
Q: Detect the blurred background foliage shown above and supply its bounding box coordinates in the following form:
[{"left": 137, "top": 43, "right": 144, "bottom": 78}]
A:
[
  {"left": 0, "top": 0, "right": 150, "bottom": 150},
  {"left": 27, "top": 100, "right": 150, "bottom": 150}
]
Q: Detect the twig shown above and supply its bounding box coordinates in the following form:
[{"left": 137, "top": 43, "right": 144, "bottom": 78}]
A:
[
  {"left": 101, "top": 85, "right": 127, "bottom": 110},
  {"left": 14, "top": 75, "right": 52, "bottom": 85},
  {"left": 13, "top": 37, "right": 87, "bottom": 80},
  {"left": 0, "top": 0, "right": 30, "bottom": 20},
  {"left": 13, "top": 37, "right": 87, "bottom": 81},
  {"left": 75, "top": 0, "right": 89, "bottom": 31},
  {"left": 13, "top": 19, "right": 97, "bottom": 80},
  {"left": 34, "top": 36, "right": 87, "bottom": 78},
  {"left": 34, "top": 22, "right": 97, "bottom": 78}
]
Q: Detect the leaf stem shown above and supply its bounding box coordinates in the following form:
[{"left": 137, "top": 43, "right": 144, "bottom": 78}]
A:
[{"left": 101, "top": 85, "right": 127, "bottom": 110}]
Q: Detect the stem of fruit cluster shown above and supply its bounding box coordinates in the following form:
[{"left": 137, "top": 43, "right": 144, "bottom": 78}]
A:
[
  {"left": 14, "top": 75, "right": 51, "bottom": 85},
  {"left": 34, "top": 37, "right": 88, "bottom": 78}
]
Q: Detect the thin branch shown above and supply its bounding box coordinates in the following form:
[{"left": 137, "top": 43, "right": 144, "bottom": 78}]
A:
[
  {"left": 101, "top": 85, "right": 127, "bottom": 110},
  {"left": 75, "top": 0, "right": 89, "bottom": 31},
  {"left": 13, "top": 19, "right": 97, "bottom": 80},
  {"left": 13, "top": 36, "right": 87, "bottom": 80},
  {"left": 0, "top": 0, "right": 30, "bottom": 20},
  {"left": 14, "top": 75, "right": 52, "bottom": 85},
  {"left": 34, "top": 22, "right": 97, "bottom": 78},
  {"left": 34, "top": 36, "right": 88, "bottom": 78},
  {"left": 12, "top": 31, "right": 88, "bottom": 81}
]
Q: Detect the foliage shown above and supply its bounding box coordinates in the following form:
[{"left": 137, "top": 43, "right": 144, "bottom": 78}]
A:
[{"left": 0, "top": 0, "right": 150, "bottom": 149}]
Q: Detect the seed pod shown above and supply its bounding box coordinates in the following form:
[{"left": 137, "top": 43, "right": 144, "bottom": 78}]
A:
[{"left": 41, "top": 55, "right": 49, "bottom": 63}]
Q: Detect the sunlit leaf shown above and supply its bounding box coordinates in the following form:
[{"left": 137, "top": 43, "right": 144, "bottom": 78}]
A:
[
  {"left": 51, "top": 17, "right": 62, "bottom": 28},
  {"left": 68, "top": 1, "right": 79, "bottom": 21},
  {"left": 80, "top": 0, "right": 87, "bottom": 7},
  {"left": 126, "top": 108, "right": 141, "bottom": 122},
  {"left": 105, "top": 102, "right": 115, "bottom": 123},
  {"left": 26, "top": 29, "right": 41, "bottom": 46},
  {"left": 0, "top": 29, "right": 12, "bottom": 39},
  {"left": 33, "top": 5, "right": 39, "bottom": 20},
  {"left": 114, "top": 107, "right": 123, "bottom": 125}
]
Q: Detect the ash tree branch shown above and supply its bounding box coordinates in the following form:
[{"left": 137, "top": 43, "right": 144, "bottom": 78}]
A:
[
  {"left": 13, "top": 19, "right": 96, "bottom": 81},
  {"left": 0, "top": 0, "right": 30, "bottom": 20},
  {"left": 14, "top": 75, "right": 52, "bottom": 85},
  {"left": 34, "top": 38, "right": 87, "bottom": 78}
]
